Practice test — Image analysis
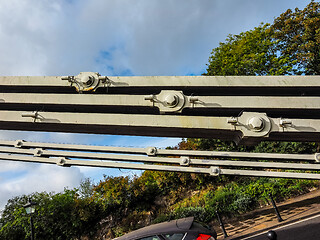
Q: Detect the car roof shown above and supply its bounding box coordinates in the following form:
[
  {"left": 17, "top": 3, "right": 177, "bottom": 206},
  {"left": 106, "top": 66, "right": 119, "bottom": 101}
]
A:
[{"left": 113, "top": 217, "right": 195, "bottom": 240}]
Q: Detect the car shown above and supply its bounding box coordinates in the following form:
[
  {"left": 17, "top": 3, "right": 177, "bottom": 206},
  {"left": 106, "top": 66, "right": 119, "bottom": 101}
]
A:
[{"left": 113, "top": 217, "right": 217, "bottom": 240}]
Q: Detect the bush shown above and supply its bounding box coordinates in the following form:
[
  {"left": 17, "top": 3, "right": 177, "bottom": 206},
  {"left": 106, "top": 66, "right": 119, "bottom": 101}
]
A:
[{"left": 174, "top": 207, "right": 207, "bottom": 222}]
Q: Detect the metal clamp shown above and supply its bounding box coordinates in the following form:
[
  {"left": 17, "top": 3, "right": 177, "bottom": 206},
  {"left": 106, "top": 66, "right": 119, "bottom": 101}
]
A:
[
  {"left": 147, "top": 90, "right": 186, "bottom": 113},
  {"left": 238, "top": 112, "right": 272, "bottom": 138},
  {"left": 64, "top": 72, "right": 101, "bottom": 92}
]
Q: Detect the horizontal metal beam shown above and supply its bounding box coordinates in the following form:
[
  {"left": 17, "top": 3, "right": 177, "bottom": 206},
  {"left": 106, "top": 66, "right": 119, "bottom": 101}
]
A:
[
  {"left": 0, "top": 110, "right": 242, "bottom": 140},
  {"left": 0, "top": 140, "right": 316, "bottom": 162},
  {"left": 0, "top": 146, "right": 318, "bottom": 171},
  {"left": 2, "top": 75, "right": 320, "bottom": 88},
  {"left": 2, "top": 93, "right": 320, "bottom": 113},
  {"left": 1, "top": 111, "right": 320, "bottom": 142},
  {"left": 155, "top": 149, "right": 317, "bottom": 161},
  {"left": 0, "top": 153, "right": 211, "bottom": 175},
  {"left": 0, "top": 140, "right": 147, "bottom": 154},
  {"left": 0, "top": 152, "right": 319, "bottom": 180}
]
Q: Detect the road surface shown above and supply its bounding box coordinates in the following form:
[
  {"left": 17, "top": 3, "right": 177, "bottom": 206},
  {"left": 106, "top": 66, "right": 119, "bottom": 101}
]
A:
[{"left": 241, "top": 214, "right": 320, "bottom": 240}]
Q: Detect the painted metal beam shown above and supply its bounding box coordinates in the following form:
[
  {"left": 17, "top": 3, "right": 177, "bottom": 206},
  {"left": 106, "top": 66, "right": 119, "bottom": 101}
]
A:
[
  {"left": 1, "top": 74, "right": 320, "bottom": 88},
  {"left": 0, "top": 140, "right": 317, "bottom": 162}
]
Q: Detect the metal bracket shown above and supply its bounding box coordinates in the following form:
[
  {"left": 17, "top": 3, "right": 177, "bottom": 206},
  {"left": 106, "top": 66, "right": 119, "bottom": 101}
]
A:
[
  {"left": 315, "top": 153, "right": 320, "bottom": 163},
  {"left": 63, "top": 72, "right": 101, "bottom": 92},
  {"left": 237, "top": 112, "right": 272, "bottom": 138},
  {"left": 145, "top": 90, "right": 186, "bottom": 113}
]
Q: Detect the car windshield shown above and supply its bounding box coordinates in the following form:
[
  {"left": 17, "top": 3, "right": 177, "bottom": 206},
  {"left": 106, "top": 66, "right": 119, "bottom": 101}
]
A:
[{"left": 164, "top": 233, "right": 186, "bottom": 240}]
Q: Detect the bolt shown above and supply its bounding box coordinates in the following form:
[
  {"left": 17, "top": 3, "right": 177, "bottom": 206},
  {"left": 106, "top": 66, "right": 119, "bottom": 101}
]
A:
[
  {"left": 248, "top": 117, "right": 264, "bottom": 131},
  {"left": 210, "top": 167, "right": 220, "bottom": 176},
  {"left": 164, "top": 94, "right": 179, "bottom": 107},
  {"left": 180, "top": 157, "right": 190, "bottom": 166},
  {"left": 34, "top": 148, "right": 43, "bottom": 157},
  {"left": 189, "top": 96, "right": 199, "bottom": 103},
  {"left": 80, "top": 75, "right": 95, "bottom": 86},
  {"left": 86, "top": 77, "right": 94, "bottom": 86},
  {"left": 14, "top": 140, "right": 24, "bottom": 148},
  {"left": 144, "top": 95, "right": 155, "bottom": 101},
  {"left": 57, "top": 158, "right": 66, "bottom": 166},
  {"left": 146, "top": 147, "right": 157, "bottom": 156},
  {"left": 227, "top": 117, "right": 238, "bottom": 125}
]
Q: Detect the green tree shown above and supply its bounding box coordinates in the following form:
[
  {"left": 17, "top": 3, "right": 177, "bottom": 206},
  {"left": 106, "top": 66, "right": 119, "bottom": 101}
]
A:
[
  {"left": 0, "top": 190, "right": 102, "bottom": 240},
  {"left": 205, "top": 1, "right": 320, "bottom": 76},
  {"left": 203, "top": 1, "right": 320, "bottom": 154},
  {"left": 205, "top": 24, "right": 292, "bottom": 76},
  {"left": 272, "top": 1, "right": 320, "bottom": 75}
]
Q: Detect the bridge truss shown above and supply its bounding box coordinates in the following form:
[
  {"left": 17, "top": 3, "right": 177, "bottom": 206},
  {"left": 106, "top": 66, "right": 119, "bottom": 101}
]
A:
[{"left": 1, "top": 72, "right": 320, "bottom": 179}]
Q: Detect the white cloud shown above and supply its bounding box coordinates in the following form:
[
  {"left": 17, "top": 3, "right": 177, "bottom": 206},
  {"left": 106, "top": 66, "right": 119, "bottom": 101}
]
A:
[
  {"left": 0, "top": 0, "right": 310, "bottom": 76},
  {"left": 0, "top": 162, "right": 83, "bottom": 209}
]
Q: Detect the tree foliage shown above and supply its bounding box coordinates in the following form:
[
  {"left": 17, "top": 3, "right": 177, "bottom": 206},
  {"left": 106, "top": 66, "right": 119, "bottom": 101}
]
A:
[
  {"left": 205, "top": 1, "right": 320, "bottom": 76},
  {"left": 203, "top": 1, "right": 320, "bottom": 154},
  {"left": 0, "top": 190, "right": 102, "bottom": 240},
  {"left": 205, "top": 24, "right": 292, "bottom": 76},
  {"left": 272, "top": 1, "right": 320, "bottom": 74}
]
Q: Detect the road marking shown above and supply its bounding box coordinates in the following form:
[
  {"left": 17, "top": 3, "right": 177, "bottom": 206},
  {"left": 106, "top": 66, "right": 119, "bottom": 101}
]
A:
[{"left": 240, "top": 213, "right": 320, "bottom": 240}]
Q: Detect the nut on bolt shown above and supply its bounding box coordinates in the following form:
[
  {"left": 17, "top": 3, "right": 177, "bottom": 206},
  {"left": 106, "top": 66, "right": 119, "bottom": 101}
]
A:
[
  {"left": 33, "top": 148, "right": 43, "bottom": 157},
  {"left": 164, "top": 94, "right": 179, "bottom": 107},
  {"left": 146, "top": 147, "right": 157, "bottom": 156},
  {"left": 180, "top": 157, "right": 190, "bottom": 166},
  {"left": 248, "top": 117, "right": 265, "bottom": 132},
  {"left": 14, "top": 140, "right": 25, "bottom": 148},
  {"left": 210, "top": 167, "right": 220, "bottom": 176},
  {"left": 56, "top": 158, "right": 69, "bottom": 167}
]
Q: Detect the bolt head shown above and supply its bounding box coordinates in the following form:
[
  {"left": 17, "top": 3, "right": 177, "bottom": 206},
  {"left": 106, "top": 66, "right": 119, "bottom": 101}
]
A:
[
  {"left": 146, "top": 147, "right": 157, "bottom": 156},
  {"left": 80, "top": 75, "right": 95, "bottom": 86},
  {"left": 164, "top": 94, "right": 179, "bottom": 107},
  {"left": 248, "top": 117, "right": 264, "bottom": 131}
]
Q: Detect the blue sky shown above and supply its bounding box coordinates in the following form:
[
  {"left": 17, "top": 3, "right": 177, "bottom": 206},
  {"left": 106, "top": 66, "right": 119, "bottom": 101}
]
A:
[{"left": 0, "top": 0, "right": 312, "bottom": 209}]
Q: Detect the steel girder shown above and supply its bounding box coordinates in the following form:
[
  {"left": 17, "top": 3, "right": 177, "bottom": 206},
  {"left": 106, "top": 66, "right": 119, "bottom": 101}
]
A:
[{"left": 1, "top": 72, "right": 320, "bottom": 179}]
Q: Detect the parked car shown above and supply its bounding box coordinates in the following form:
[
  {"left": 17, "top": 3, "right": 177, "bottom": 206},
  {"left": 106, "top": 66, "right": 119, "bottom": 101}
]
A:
[{"left": 113, "top": 217, "right": 217, "bottom": 240}]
